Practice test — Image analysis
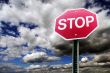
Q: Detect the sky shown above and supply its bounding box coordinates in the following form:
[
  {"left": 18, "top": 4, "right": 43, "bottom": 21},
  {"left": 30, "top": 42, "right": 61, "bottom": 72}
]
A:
[
  {"left": 0, "top": 0, "right": 75, "bottom": 68},
  {"left": 0, "top": 0, "right": 110, "bottom": 69}
]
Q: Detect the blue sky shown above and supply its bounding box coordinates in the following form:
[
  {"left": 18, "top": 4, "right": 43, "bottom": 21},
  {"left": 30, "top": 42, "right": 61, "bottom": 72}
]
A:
[
  {"left": 0, "top": 20, "right": 72, "bottom": 67},
  {"left": 0, "top": 0, "right": 110, "bottom": 68}
]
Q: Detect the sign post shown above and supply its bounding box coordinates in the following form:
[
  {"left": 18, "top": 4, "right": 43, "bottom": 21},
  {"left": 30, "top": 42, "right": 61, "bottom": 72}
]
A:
[
  {"left": 55, "top": 8, "right": 98, "bottom": 73},
  {"left": 73, "top": 40, "right": 79, "bottom": 73}
]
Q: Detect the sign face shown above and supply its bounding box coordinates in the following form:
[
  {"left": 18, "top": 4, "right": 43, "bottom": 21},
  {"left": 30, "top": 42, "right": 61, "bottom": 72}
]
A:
[{"left": 55, "top": 8, "right": 98, "bottom": 40}]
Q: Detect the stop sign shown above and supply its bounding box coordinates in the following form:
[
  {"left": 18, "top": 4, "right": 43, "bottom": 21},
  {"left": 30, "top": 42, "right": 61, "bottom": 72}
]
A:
[{"left": 55, "top": 8, "right": 98, "bottom": 40}]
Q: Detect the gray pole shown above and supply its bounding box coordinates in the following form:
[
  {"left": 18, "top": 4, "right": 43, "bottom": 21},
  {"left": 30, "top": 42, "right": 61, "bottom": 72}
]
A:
[{"left": 72, "top": 40, "right": 79, "bottom": 73}]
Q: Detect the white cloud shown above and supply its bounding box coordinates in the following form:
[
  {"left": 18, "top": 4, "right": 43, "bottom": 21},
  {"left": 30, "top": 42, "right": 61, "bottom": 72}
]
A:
[
  {"left": 26, "top": 64, "right": 48, "bottom": 69},
  {"left": 63, "top": 63, "right": 72, "bottom": 68},
  {"left": 26, "top": 64, "right": 41, "bottom": 69},
  {"left": 18, "top": 26, "right": 52, "bottom": 50},
  {"left": 1, "top": 0, "right": 110, "bottom": 61},
  {"left": 0, "top": 0, "right": 86, "bottom": 60},
  {"left": 0, "top": 0, "right": 86, "bottom": 43},
  {"left": 23, "top": 52, "right": 47, "bottom": 63},
  {"left": 0, "top": 36, "right": 26, "bottom": 48},
  {"left": 1, "top": 47, "right": 22, "bottom": 61},
  {"left": 81, "top": 57, "right": 88, "bottom": 63},
  {"left": 23, "top": 52, "right": 61, "bottom": 63},
  {"left": 26, "top": 63, "right": 72, "bottom": 69},
  {"left": 50, "top": 63, "right": 72, "bottom": 69},
  {"left": 47, "top": 56, "right": 61, "bottom": 62}
]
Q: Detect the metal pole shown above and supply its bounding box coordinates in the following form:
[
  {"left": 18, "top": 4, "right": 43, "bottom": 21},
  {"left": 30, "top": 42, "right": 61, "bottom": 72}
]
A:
[{"left": 72, "top": 40, "right": 79, "bottom": 73}]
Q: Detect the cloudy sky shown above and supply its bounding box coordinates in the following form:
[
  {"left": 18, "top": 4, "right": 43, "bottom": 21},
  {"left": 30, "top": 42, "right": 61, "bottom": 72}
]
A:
[{"left": 0, "top": 0, "right": 110, "bottom": 68}]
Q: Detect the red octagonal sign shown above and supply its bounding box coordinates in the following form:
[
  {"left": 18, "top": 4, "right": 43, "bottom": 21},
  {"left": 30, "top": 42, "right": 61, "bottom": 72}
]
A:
[{"left": 55, "top": 8, "right": 98, "bottom": 40}]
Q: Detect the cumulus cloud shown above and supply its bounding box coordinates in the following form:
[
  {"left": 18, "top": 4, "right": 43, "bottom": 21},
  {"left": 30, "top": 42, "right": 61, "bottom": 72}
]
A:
[
  {"left": 27, "top": 63, "right": 72, "bottom": 69},
  {"left": 1, "top": 0, "right": 110, "bottom": 62},
  {"left": 0, "top": 0, "right": 87, "bottom": 60},
  {"left": 26, "top": 64, "right": 48, "bottom": 69},
  {"left": 0, "top": 26, "right": 52, "bottom": 60},
  {"left": 18, "top": 26, "right": 50, "bottom": 50},
  {"left": 23, "top": 52, "right": 47, "bottom": 63},
  {"left": 49, "top": 63, "right": 72, "bottom": 69},
  {"left": 0, "top": 36, "right": 25, "bottom": 48},
  {"left": 27, "top": 64, "right": 41, "bottom": 69},
  {"left": 23, "top": 52, "right": 60, "bottom": 63},
  {"left": 0, "top": 0, "right": 86, "bottom": 25}
]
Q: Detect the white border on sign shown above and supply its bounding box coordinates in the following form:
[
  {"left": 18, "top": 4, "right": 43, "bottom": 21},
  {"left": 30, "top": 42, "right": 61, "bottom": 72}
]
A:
[{"left": 54, "top": 8, "right": 99, "bottom": 40}]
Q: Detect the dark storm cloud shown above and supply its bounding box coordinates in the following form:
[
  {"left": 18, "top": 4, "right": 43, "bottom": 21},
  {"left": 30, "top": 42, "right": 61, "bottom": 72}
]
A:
[
  {"left": 54, "top": 27, "right": 110, "bottom": 56},
  {"left": 94, "top": 53, "right": 110, "bottom": 63},
  {"left": 79, "top": 27, "right": 110, "bottom": 54},
  {"left": 54, "top": 42, "right": 72, "bottom": 56}
]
